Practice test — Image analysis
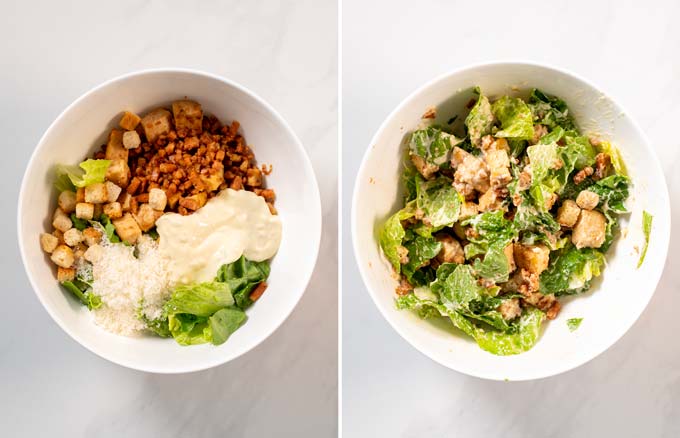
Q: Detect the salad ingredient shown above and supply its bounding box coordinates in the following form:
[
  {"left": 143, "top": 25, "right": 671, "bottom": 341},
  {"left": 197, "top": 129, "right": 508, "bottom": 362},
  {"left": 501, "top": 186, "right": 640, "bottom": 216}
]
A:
[
  {"left": 638, "top": 211, "right": 653, "bottom": 268},
  {"left": 156, "top": 189, "right": 282, "bottom": 284},
  {"left": 55, "top": 159, "right": 111, "bottom": 190},
  {"left": 380, "top": 87, "right": 630, "bottom": 355},
  {"left": 567, "top": 317, "right": 583, "bottom": 332}
]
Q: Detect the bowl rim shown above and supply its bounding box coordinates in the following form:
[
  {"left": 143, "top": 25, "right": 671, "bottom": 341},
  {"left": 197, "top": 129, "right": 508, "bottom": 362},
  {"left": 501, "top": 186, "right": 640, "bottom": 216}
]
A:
[
  {"left": 351, "top": 60, "right": 671, "bottom": 381},
  {"left": 17, "top": 67, "right": 322, "bottom": 374}
]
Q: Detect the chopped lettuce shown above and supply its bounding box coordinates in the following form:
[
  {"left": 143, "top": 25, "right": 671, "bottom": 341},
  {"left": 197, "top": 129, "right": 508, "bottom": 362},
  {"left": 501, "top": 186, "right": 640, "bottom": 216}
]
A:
[
  {"left": 215, "top": 256, "right": 271, "bottom": 310},
  {"left": 472, "top": 243, "right": 511, "bottom": 283},
  {"left": 379, "top": 205, "right": 415, "bottom": 272},
  {"left": 567, "top": 318, "right": 583, "bottom": 332},
  {"left": 540, "top": 243, "right": 605, "bottom": 295},
  {"left": 409, "top": 126, "right": 461, "bottom": 168},
  {"left": 528, "top": 89, "right": 576, "bottom": 130},
  {"left": 638, "top": 211, "right": 653, "bottom": 268},
  {"left": 97, "top": 214, "right": 121, "bottom": 243},
  {"left": 564, "top": 132, "right": 597, "bottom": 170},
  {"left": 61, "top": 280, "right": 102, "bottom": 310},
  {"left": 473, "top": 308, "right": 545, "bottom": 355},
  {"left": 168, "top": 313, "right": 212, "bottom": 345},
  {"left": 401, "top": 234, "right": 441, "bottom": 281},
  {"left": 431, "top": 264, "right": 485, "bottom": 310},
  {"left": 465, "top": 87, "right": 494, "bottom": 146},
  {"left": 462, "top": 210, "right": 517, "bottom": 258},
  {"left": 415, "top": 176, "right": 462, "bottom": 228},
  {"left": 163, "top": 282, "right": 235, "bottom": 317},
  {"left": 597, "top": 141, "right": 627, "bottom": 175},
  {"left": 491, "top": 96, "right": 534, "bottom": 140},
  {"left": 70, "top": 214, "right": 88, "bottom": 231},
  {"left": 209, "top": 308, "right": 247, "bottom": 345},
  {"left": 55, "top": 159, "right": 111, "bottom": 189},
  {"left": 589, "top": 175, "right": 630, "bottom": 214}
]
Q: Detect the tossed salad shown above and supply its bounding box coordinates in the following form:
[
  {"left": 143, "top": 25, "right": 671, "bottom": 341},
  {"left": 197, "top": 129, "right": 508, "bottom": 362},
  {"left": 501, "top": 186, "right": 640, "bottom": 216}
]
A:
[{"left": 379, "top": 88, "right": 630, "bottom": 355}]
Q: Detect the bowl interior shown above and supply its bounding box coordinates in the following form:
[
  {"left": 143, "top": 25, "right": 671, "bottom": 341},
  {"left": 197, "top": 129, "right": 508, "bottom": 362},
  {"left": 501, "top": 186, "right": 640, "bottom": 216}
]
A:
[
  {"left": 352, "top": 63, "right": 670, "bottom": 380},
  {"left": 19, "top": 70, "right": 321, "bottom": 373}
]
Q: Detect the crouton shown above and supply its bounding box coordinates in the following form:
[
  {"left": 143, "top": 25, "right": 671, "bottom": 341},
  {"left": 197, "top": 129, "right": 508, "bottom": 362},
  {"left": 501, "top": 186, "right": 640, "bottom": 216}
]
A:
[
  {"left": 52, "top": 229, "right": 65, "bottom": 244},
  {"left": 572, "top": 209, "right": 606, "bottom": 249},
  {"left": 119, "top": 111, "right": 141, "bottom": 131},
  {"left": 52, "top": 208, "right": 72, "bottom": 232},
  {"left": 497, "top": 298, "right": 522, "bottom": 320},
  {"left": 172, "top": 100, "right": 203, "bottom": 137},
  {"left": 485, "top": 149, "right": 512, "bottom": 188},
  {"left": 106, "top": 159, "right": 130, "bottom": 188},
  {"left": 200, "top": 168, "right": 224, "bottom": 191},
  {"left": 504, "top": 243, "right": 516, "bottom": 273},
  {"left": 58, "top": 191, "right": 77, "bottom": 213},
  {"left": 84, "top": 244, "right": 104, "bottom": 263},
  {"left": 72, "top": 243, "right": 86, "bottom": 260},
  {"left": 57, "top": 266, "right": 76, "bottom": 282},
  {"left": 246, "top": 168, "right": 262, "bottom": 187},
  {"left": 576, "top": 190, "right": 600, "bottom": 210},
  {"left": 122, "top": 130, "right": 141, "bottom": 150},
  {"left": 179, "top": 192, "right": 207, "bottom": 211},
  {"left": 410, "top": 154, "right": 439, "bottom": 179},
  {"left": 141, "top": 108, "right": 173, "bottom": 142},
  {"left": 50, "top": 245, "right": 74, "bottom": 268},
  {"left": 63, "top": 228, "right": 83, "bottom": 247},
  {"left": 435, "top": 234, "right": 465, "bottom": 264},
  {"left": 103, "top": 202, "right": 123, "bottom": 219},
  {"left": 84, "top": 183, "right": 108, "bottom": 204},
  {"left": 478, "top": 188, "right": 502, "bottom": 212},
  {"left": 452, "top": 147, "right": 490, "bottom": 195},
  {"left": 105, "top": 128, "right": 129, "bottom": 161},
  {"left": 105, "top": 181, "right": 122, "bottom": 203},
  {"left": 76, "top": 187, "right": 85, "bottom": 203},
  {"left": 514, "top": 243, "right": 550, "bottom": 275},
  {"left": 94, "top": 203, "right": 103, "bottom": 218},
  {"left": 556, "top": 200, "right": 581, "bottom": 228},
  {"left": 544, "top": 192, "right": 558, "bottom": 210},
  {"left": 167, "top": 192, "right": 181, "bottom": 209},
  {"left": 133, "top": 204, "right": 157, "bottom": 232},
  {"left": 148, "top": 188, "right": 167, "bottom": 211},
  {"left": 118, "top": 192, "right": 132, "bottom": 212},
  {"left": 82, "top": 227, "right": 102, "bottom": 246},
  {"left": 40, "top": 233, "right": 59, "bottom": 253},
  {"left": 112, "top": 213, "right": 142, "bottom": 243},
  {"left": 459, "top": 202, "right": 479, "bottom": 220}
]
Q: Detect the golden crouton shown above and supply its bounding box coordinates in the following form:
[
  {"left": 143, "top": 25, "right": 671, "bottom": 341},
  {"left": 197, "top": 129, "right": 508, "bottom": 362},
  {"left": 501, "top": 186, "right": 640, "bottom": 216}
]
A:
[
  {"left": 118, "top": 192, "right": 132, "bottom": 212},
  {"left": 84, "top": 183, "right": 108, "bottom": 204},
  {"left": 93, "top": 203, "right": 103, "bottom": 218},
  {"left": 572, "top": 209, "right": 606, "bottom": 249},
  {"left": 52, "top": 229, "right": 65, "bottom": 244},
  {"left": 122, "top": 130, "right": 141, "bottom": 150},
  {"left": 106, "top": 159, "right": 130, "bottom": 188},
  {"left": 435, "top": 234, "right": 465, "bottom": 264},
  {"left": 200, "top": 169, "right": 224, "bottom": 192},
  {"left": 556, "top": 200, "right": 581, "bottom": 228},
  {"left": 58, "top": 191, "right": 77, "bottom": 213},
  {"left": 40, "top": 233, "right": 59, "bottom": 253},
  {"left": 52, "top": 208, "right": 72, "bottom": 232},
  {"left": 544, "top": 192, "right": 558, "bottom": 210},
  {"left": 105, "top": 181, "right": 122, "bottom": 203},
  {"left": 57, "top": 266, "right": 76, "bottom": 282},
  {"left": 478, "top": 188, "right": 502, "bottom": 212},
  {"left": 504, "top": 243, "right": 516, "bottom": 273},
  {"left": 576, "top": 190, "right": 600, "bottom": 210},
  {"left": 172, "top": 100, "right": 203, "bottom": 137},
  {"left": 459, "top": 202, "right": 479, "bottom": 220},
  {"left": 485, "top": 149, "right": 512, "bottom": 188},
  {"left": 141, "top": 108, "right": 173, "bottom": 142},
  {"left": 113, "top": 213, "right": 142, "bottom": 243},
  {"left": 63, "top": 228, "right": 83, "bottom": 247},
  {"left": 497, "top": 298, "right": 521, "bottom": 320},
  {"left": 72, "top": 243, "right": 86, "bottom": 260},
  {"left": 514, "top": 243, "right": 550, "bottom": 275},
  {"left": 148, "top": 188, "right": 167, "bottom": 211},
  {"left": 51, "top": 244, "right": 74, "bottom": 268},
  {"left": 84, "top": 244, "right": 104, "bottom": 263},
  {"left": 167, "top": 192, "right": 181, "bottom": 209},
  {"left": 105, "top": 129, "right": 129, "bottom": 161},
  {"left": 246, "top": 168, "right": 262, "bottom": 187},
  {"left": 119, "top": 111, "right": 141, "bottom": 131},
  {"left": 133, "top": 203, "right": 158, "bottom": 232},
  {"left": 179, "top": 192, "right": 207, "bottom": 211},
  {"left": 82, "top": 227, "right": 102, "bottom": 246},
  {"left": 103, "top": 202, "right": 123, "bottom": 219}
]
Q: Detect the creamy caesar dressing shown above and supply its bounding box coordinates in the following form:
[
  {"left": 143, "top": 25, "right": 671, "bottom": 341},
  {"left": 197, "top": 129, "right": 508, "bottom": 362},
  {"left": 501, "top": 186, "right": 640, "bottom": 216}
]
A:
[{"left": 156, "top": 189, "right": 282, "bottom": 284}]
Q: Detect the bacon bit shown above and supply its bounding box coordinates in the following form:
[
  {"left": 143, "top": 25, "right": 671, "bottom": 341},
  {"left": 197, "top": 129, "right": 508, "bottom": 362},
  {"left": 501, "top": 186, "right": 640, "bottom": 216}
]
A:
[
  {"left": 421, "top": 107, "right": 437, "bottom": 119},
  {"left": 249, "top": 282, "right": 268, "bottom": 301}
]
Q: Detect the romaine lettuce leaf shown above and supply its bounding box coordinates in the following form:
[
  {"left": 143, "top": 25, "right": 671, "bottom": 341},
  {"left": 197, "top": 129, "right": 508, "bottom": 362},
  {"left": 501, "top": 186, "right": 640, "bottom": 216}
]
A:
[
  {"left": 168, "top": 313, "right": 212, "bottom": 346},
  {"left": 472, "top": 243, "right": 510, "bottom": 283},
  {"left": 163, "top": 282, "right": 235, "bottom": 317},
  {"left": 379, "top": 204, "right": 416, "bottom": 272},
  {"left": 597, "top": 141, "right": 627, "bottom": 175},
  {"left": 209, "top": 307, "right": 247, "bottom": 345},
  {"left": 539, "top": 243, "right": 605, "bottom": 295},
  {"left": 55, "top": 159, "right": 111, "bottom": 189},
  {"left": 528, "top": 89, "right": 576, "bottom": 130},
  {"left": 462, "top": 210, "right": 517, "bottom": 258},
  {"left": 71, "top": 214, "right": 88, "bottom": 231},
  {"left": 491, "top": 96, "right": 534, "bottom": 140},
  {"left": 563, "top": 132, "right": 597, "bottom": 170},
  {"left": 567, "top": 318, "right": 583, "bottom": 332},
  {"left": 638, "top": 210, "right": 653, "bottom": 268},
  {"left": 401, "top": 235, "right": 441, "bottom": 281},
  {"left": 60, "top": 280, "right": 102, "bottom": 310},
  {"left": 588, "top": 175, "right": 630, "bottom": 214},
  {"left": 473, "top": 307, "right": 545, "bottom": 355},
  {"left": 431, "top": 264, "right": 485, "bottom": 310},
  {"left": 97, "top": 214, "right": 121, "bottom": 243},
  {"left": 215, "top": 256, "right": 271, "bottom": 310},
  {"left": 415, "top": 176, "right": 462, "bottom": 227},
  {"left": 409, "top": 126, "right": 461, "bottom": 168},
  {"left": 465, "top": 87, "right": 494, "bottom": 146}
]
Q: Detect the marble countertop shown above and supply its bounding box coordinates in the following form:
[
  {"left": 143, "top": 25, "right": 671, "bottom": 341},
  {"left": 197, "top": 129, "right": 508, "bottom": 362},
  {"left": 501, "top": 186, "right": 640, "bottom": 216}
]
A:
[
  {"left": 0, "top": 1, "right": 337, "bottom": 437},
  {"left": 342, "top": 0, "right": 680, "bottom": 436}
]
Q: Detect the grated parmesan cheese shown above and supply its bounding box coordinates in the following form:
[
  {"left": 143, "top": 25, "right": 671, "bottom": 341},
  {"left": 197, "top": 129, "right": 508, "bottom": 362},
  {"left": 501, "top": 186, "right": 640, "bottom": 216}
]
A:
[{"left": 90, "top": 235, "right": 174, "bottom": 336}]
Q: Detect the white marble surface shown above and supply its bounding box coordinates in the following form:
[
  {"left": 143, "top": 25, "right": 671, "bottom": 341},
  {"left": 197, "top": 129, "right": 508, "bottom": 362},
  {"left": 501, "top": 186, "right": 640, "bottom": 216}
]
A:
[
  {"left": 0, "top": 1, "right": 337, "bottom": 436},
  {"left": 343, "top": 0, "right": 680, "bottom": 436}
]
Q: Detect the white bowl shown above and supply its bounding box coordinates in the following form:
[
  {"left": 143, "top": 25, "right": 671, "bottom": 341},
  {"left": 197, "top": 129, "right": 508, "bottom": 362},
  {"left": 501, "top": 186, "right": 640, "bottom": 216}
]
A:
[
  {"left": 352, "top": 62, "right": 671, "bottom": 381},
  {"left": 18, "top": 69, "right": 321, "bottom": 373}
]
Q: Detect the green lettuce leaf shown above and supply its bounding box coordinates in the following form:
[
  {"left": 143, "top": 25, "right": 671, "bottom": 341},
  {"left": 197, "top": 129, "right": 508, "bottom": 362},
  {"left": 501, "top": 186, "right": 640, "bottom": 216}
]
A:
[
  {"left": 588, "top": 175, "right": 630, "bottom": 214},
  {"left": 597, "top": 141, "right": 627, "bottom": 175},
  {"left": 528, "top": 89, "right": 576, "bottom": 130},
  {"left": 401, "top": 234, "right": 441, "bottom": 281},
  {"left": 55, "top": 159, "right": 111, "bottom": 189},
  {"left": 462, "top": 210, "right": 517, "bottom": 258},
  {"left": 209, "top": 307, "right": 247, "bottom": 345},
  {"left": 98, "top": 214, "right": 121, "bottom": 243},
  {"left": 409, "top": 126, "right": 461, "bottom": 168},
  {"left": 71, "top": 214, "right": 88, "bottom": 231},
  {"left": 567, "top": 318, "right": 583, "bottom": 332},
  {"left": 415, "top": 176, "right": 462, "bottom": 227},
  {"left": 465, "top": 87, "right": 494, "bottom": 146},
  {"left": 563, "top": 132, "right": 597, "bottom": 170},
  {"left": 472, "top": 244, "right": 510, "bottom": 283},
  {"left": 539, "top": 243, "right": 605, "bottom": 295},
  {"left": 638, "top": 211, "right": 653, "bottom": 268},
  {"left": 215, "top": 256, "right": 271, "bottom": 310},
  {"left": 60, "top": 280, "right": 102, "bottom": 310},
  {"left": 491, "top": 96, "right": 534, "bottom": 140},
  {"left": 168, "top": 313, "right": 212, "bottom": 346},
  {"left": 379, "top": 204, "right": 416, "bottom": 272},
  {"left": 473, "top": 307, "right": 545, "bottom": 355},
  {"left": 163, "top": 282, "right": 234, "bottom": 317},
  {"left": 431, "top": 264, "right": 485, "bottom": 310}
]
